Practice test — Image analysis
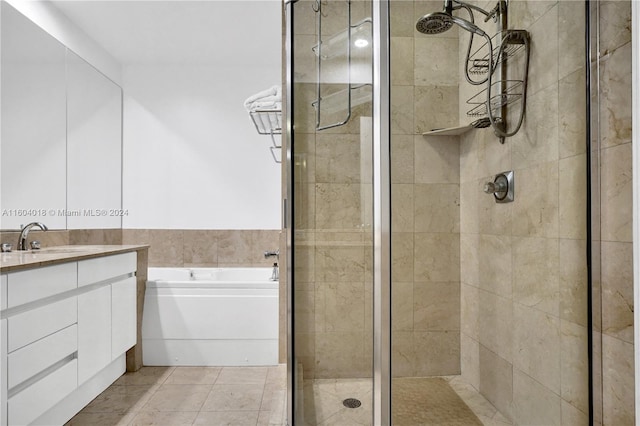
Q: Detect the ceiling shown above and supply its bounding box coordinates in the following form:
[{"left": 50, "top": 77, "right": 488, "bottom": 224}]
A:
[{"left": 51, "top": 0, "right": 282, "bottom": 66}]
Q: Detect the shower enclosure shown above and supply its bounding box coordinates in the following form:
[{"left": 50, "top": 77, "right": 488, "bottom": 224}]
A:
[{"left": 285, "top": 0, "right": 595, "bottom": 424}]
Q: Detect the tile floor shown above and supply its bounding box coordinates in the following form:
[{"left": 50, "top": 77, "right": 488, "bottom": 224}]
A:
[
  {"left": 302, "top": 376, "right": 512, "bottom": 426},
  {"left": 67, "top": 365, "right": 511, "bottom": 426},
  {"left": 65, "top": 365, "right": 287, "bottom": 426}
]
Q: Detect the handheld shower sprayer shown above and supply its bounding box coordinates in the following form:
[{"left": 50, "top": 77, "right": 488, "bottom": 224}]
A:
[{"left": 448, "top": 14, "right": 486, "bottom": 36}]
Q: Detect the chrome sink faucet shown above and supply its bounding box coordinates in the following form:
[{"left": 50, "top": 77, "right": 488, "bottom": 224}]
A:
[{"left": 18, "top": 222, "right": 48, "bottom": 251}]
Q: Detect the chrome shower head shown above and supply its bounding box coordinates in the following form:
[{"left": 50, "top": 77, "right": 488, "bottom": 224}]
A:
[
  {"left": 415, "top": 11, "right": 454, "bottom": 35},
  {"left": 416, "top": 10, "right": 487, "bottom": 36}
]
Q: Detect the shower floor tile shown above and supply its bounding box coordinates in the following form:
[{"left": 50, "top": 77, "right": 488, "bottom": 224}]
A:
[
  {"left": 302, "top": 376, "right": 513, "bottom": 426},
  {"left": 65, "top": 365, "right": 287, "bottom": 426}
]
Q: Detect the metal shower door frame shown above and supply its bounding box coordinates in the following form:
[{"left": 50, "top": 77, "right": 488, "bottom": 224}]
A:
[
  {"left": 284, "top": 1, "right": 294, "bottom": 424},
  {"left": 372, "top": 0, "right": 392, "bottom": 424}
]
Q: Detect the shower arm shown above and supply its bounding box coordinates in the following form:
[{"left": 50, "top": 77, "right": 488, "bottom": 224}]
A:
[{"left": 452, "top": 1, "right": 493, "bottom": 19}]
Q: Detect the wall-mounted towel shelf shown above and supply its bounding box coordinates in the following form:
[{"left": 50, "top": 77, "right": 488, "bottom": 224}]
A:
[
  {"left": 312, "top": 0, "right": 372, "bottom": 131},
  {"left": 249, "top": 109, "right": 282, "bottom": 164},
  {"left": 311, "top": 84, "right": 372, "bottom": 115},
  {"left": 312, "top": 17, "right": 372, "bottom": 60},
  {"left": 250, "top": 109, "right": 281, "bottom": 137}
]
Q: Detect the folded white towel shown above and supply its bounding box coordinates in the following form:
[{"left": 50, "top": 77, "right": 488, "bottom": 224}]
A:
[
  {"left": 249, "top": 100, "right": 282, "bottom": 111},
  {"left": 244, "top": 85, "right": 281, "bottom": 112}
]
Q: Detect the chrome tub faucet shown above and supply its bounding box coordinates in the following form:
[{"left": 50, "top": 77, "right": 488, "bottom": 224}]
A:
[
  {"left": 264, "top": 250, "right": 280, "bottom": 281},
  {"left": 264, "top": 250, "right": 279, "bottom": 260}
]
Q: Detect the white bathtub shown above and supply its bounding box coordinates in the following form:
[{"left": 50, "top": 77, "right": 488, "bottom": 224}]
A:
[{"left": 142, "top": 267, "right": 278, "bottom": 366}]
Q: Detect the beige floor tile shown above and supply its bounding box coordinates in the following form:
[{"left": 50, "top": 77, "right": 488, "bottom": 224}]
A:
[
  {"left": 201, "top": 384, "right": 264, "bottom": 412},
  {"left": 141, "top": 384, "right": 212, "bottom": 412},
  {"left": 261, "top": 385, "right": 286, "bottom": 412},
  {"left": 257, "top": 410, "right": 271, "bottom": 426},
  {"left": 115, "top": 367, "right": 175, "bottom": 386},
  {"left": 303, "top": 376, "right": 513, "bottom": 426},
  {"left": 65, "top": 411, "right": 136, "bottom": 426},
  {"left": 193, "top": 410, "right": 260, "bottom": 425},
  {"left": 302, "top": 383, "right": 344, "bottom": 425},
  {"left": 477, "top": 413, "right": 514, "bottom": 426},
  {"left": 266, "top": 365, "right": 287, "bottom": 389},
  {"left": 84, "top": 385, "right": 158, "bottom": 413},
  {"left": 165, "top": 367, "right": 222, "bottom": 385},
  {"left": 259, "top": 383, "right": 286, "bottom": 425},
  {"left": 129, "top": 411, "right": 199, "bottom": 426},
  {"left": 317, "top": 408, "right": 370, "bottom": 426},
  {"left": 216, "top": 367, "right": 269, "bottom": 385}
]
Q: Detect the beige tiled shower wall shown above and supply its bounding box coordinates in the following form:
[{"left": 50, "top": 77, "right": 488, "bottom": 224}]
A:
[
  {"left": 458, "top": 1, "right": 592, "bottom": 424},
  {"left": 595, "top": 1, "right": 634, "bottom": 425},
  {"left": 390, "top": 1, "right": 462, "bottom": 378}
]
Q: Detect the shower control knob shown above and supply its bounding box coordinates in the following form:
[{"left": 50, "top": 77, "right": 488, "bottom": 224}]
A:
[
  {"left": 483, "top": 171, "right": 515, "bottom": 203},
  {"left": 483, "top": 181, "right": 506, "bottom": 194}
]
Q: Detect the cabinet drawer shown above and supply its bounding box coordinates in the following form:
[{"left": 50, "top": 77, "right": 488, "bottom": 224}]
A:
[
  {"left": 8, "top": 324, "right": 77, "bottom": 389},
  {"left": 78, "top": 252, "right": 136, "bottom": 287},
  {"left": 7, "top": 262, "right": 77, "bottom": 307},
  {"left": 8, "top": 359, "right": 77, "bottom": 426},
  {"left": 8, "top": 296, "right": 77, "bottom": 352}
]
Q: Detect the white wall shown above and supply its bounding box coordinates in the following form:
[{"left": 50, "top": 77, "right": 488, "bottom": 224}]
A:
[
  {"left": 123, "top": 64, "right": 281, "bottom": 230},
  {"left": 4, "top": 1, "right": 283, "bottom": 231},
  {"left": 5, "top": 0, "right": 121, "bottom": 84}
]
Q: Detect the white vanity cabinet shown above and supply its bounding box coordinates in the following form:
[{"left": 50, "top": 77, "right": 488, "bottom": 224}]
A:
[
  {"left": 111, "top": 277, "right": 137, "bottom": 359},
  {"left": 0, "top": 251, "right": 137, "bottom": 426},
  {"left": 77, "top": 253, "right": 137, "bottom": 385},
  {"left": 1, "top": 275, "right": 6, "bottom": 426},
  {"left": 77, "top": 286, "right": 111, "bottom": 384}
]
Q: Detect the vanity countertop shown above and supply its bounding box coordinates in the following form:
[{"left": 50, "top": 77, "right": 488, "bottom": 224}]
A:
[{"left": 0, "top": 245, "right": 149, "bottom": 273}]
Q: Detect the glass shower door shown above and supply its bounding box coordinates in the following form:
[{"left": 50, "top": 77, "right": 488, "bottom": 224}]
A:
[
  {"left": 287, "top": 0, "right": 591, "bottom": 424},
  {"left": 287, "top": 0, "right": 375, "bottom": 424}
]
